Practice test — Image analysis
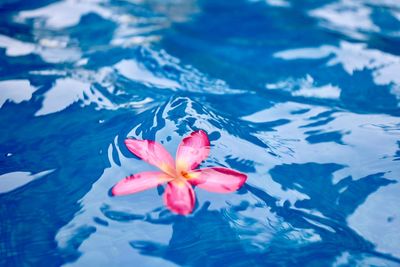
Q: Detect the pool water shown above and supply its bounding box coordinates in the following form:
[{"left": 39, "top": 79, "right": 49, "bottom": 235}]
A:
[{"left": 1, "top": 0, "right": 400, "bottom": 266}]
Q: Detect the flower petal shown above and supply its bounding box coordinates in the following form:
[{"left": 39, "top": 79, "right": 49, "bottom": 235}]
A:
[
  {"left": 187, "top": 167, "right": 247, "bottom": 193},
  {"left": 112, "top": 171, "right": 172, "bottom": 196},
  {"left": 176, "top": 130, "right": 210, "bottom": 173},
  {"left": 125, "top": 139, "right": 175, "bottom": 176},
  {"left": 164, "top": 179, "right": 195, "bottom": 215}
]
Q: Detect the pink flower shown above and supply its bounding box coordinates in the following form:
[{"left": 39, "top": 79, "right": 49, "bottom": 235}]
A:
[{"left": 112, "top": 130, "right": 247, "bottom": 215}]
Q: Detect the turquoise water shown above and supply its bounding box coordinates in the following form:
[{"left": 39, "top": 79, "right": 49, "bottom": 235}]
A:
[{"left": 1, "top": 0, "right": 400, "bottom": 266}]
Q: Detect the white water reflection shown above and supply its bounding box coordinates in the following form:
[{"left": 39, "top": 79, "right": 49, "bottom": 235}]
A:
[
  {"left": 35, "top": 78, "right": 113, "bottom": 116},
  {"left": 0, "top": 35, "right": 35, "bottom": 56},
  {"left": 348, "top": 182, "right": 400, "bottom": 258},
  {"left": 309, "top": 0, "right": 378, "bottom": 40},
  {"left": 18, "top": 0, "right": 112, "bottom": 29},
  {"left": 266, "top": 75, "right": 341, "bottom": 100},
  {"left": 115, "top": 59, "right": 180, "bottom": 89},
  {"left": 242, "top": 100, "right": 400, "bottom": 179},
  {"left": 265, "top": 0, "right": 290, "bottom": 8},
  {"left": 0, "top": 170, "right": 54, "bottom": 194},
  {"left": 0, "top": 80, "right": 37, "bottom": 107},
  {"left": 275, "top": 42, "right": 400, "bottom": 96},
  {"left": 0, "top": 34, "right": 81, "bottom": 63}
]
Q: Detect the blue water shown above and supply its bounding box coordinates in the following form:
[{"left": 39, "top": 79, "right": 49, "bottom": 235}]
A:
[{"left": 1, "top": 0, "right": 400, "bottom": 266}]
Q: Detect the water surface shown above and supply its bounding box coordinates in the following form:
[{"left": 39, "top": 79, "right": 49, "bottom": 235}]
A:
[{"left": 1, "top": 0, "right": 400, "bottom": 266}]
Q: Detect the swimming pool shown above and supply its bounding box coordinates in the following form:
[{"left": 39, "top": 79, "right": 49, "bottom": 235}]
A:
[{"left": 1, "top": 0, "right": 400, "bottom": 266}]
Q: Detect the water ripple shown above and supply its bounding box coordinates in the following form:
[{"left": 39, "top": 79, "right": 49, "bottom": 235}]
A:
[{"left": 1, "top": 0, "right": 400, "bottom": 266}]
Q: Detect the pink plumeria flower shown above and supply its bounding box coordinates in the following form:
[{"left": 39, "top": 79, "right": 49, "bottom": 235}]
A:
[{"left": 112, "top": 130, "right": 247, "bottom": 215}]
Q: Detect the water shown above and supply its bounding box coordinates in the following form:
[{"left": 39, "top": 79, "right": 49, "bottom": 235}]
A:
[{"left": 1, "top": 0, "right": 400, "bottom": 266}]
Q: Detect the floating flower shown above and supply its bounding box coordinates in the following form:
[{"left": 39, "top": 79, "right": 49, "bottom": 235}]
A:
[{"left": 112, "top": 130, "right": 247, "bottom": 215}]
